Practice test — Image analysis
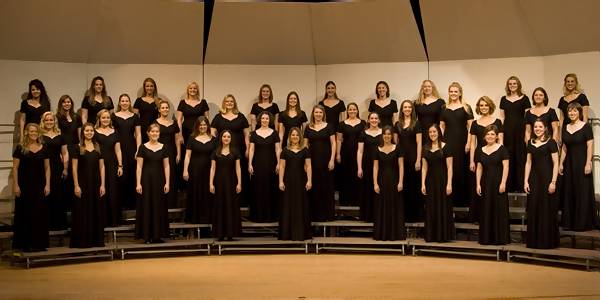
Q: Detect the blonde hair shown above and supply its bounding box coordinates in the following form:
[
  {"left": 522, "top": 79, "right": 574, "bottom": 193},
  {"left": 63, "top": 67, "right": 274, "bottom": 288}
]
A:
[
  {"left": 563, "top": 73, "right": 582, "bottom": 96},
  {"left": 286, "top": 127, "right": 306, "bottom": 150},
  {"left": 448, "top": 82, "right": 473, "bottom": 115},
  {"left": 309, "top": 105, "right": 326, "bottom": 127},
  {"left": 186, "top": 82, "right": 200, "bottom": 100},
  {"left": 39, "top": 111, "right": 60, "bottom": 135},
  {"left": 94, "top": 109, "right": 113, "bottom": 129},
  {"left": 142, "top": 78, "right": 160, "bottom": 107},
  {"left": 416, "top": 80, "right": 441, "bottom": 105},
  {"left": 220, "top": 94, "right": 239, "bottom": 114},
  {"left": 475, "top": 96, "right": 496, "bottom": 115},
  {"left": 20, "top": 123, "right": 43, "bottom": 154}
]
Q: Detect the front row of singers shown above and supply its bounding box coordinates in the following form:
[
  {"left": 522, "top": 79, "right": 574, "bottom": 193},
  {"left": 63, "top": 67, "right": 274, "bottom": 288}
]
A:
[{"left": 11, "top": 102, "right": 593, "bottom": 251}]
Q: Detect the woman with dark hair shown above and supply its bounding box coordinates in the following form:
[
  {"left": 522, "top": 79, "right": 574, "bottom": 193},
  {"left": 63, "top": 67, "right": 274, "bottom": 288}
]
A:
[
  {"left": 278, "top": 127, "right": 312, "bottom": 241},
  {"left": 249, "top": 84, "right": 279, "bottom": 130},
  {"left": 40, "top": 112, "right": 69, "bottom": 230},
  {"left": 304, "top": 105, "right": 336, "bottom": 222},
  {"left": 136, "top": 123, "right": 170, "bottom": 244},
  {"left": 183, "top": 116, "right": 215, "bottom": 224},
  {"left": 440, "top": 82, "right": 473, "bottom": 208},
  {"left": 475, "top": 125, "right": 510, "bottom": 245},
  {"left": 499, "top": 76, "right": 530, "bottom": 193},
  {"left": 558, "top": 73, "right": 590, "bottom": 138},
  {"left": 56, "top": 95, "right": 81, "bottom": 218},
  {"left": 81, "top": 76, "right": 114, "bottom": 125},
  {"left": 248, "top": 111, "right": 281, "bottom": 222},
  {"left": 12, "top": 123, "right": 50, "bottom": 251},
  {"left": 95, "top": 109, "right": 123, "bottom": 226},
  {"left": 394, "top": 100, "right": 422, "bottom": 222},
  {"left": 112, "top": 94, "right": 141, "bottom": 209},
  {"left": 156, "top": 100, "right": 181, "bottom": 208},
  {"left": 559, "top": 103, "right": 596, "bottom": 231},
  {"left": 336, "top": 102, "right": 365, "bottom": 206},
  {"left": 71, "top": 123, "right": 105, "bottom": 248},
  {"left": 525, "top": 87, "right": 559, "bottom": 142},
  {"left": 415, "top": 80, "right": 445, "bottom": 134},
  {"left": 278, "top": 91, "right": 308, "bottom": 147},
  {"left": 176, "top": 81, "right": 209, "bottom": 146},
  {"left": 210, "top": 130, "right": 242, "bottom": 241},
  {"left": 20, "top": 79, "right": 51, "bottom": 142},
  {"left": 368, "top": 81, "right": 398, "bottom": 128},
  {"left": 373, "top": 126, "right": 405, "bottom": 241},
  {"left": 211, "top": 94, "right": 250, "bottom": 206},
  {"left": 319, "top": 81, "right": 346, "bottom": 130},
  {"left": 421, "top": 124, "right": 454, "bottom": 242},
  {"left": 134, "top": 78, "right": 160, "bottom": 143},
  {"left": 524, "top": 119, "right": 559, "bottom": 249},
  {"left": 357, "top": 112, "right": 382, "bottom": 221}
]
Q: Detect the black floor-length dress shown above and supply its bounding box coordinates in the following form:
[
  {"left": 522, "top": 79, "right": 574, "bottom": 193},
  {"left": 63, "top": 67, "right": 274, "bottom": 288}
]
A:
[
  {"left": 278, "top": 110, "right": 307, "bottom": 147},
  {"left": 358, "top": 131, "right": 381, "bottom": 222},
  {"left": 133, "top": 98, "right": 158, "bottom": 143},
  {"left": 95, "top": 130, "right": 121, "bottom": 226},
  {"left": 112, "top": 113, "right": 140, "bottom": 209},
  {"left": 70, "top": 148, "right": 105, "bottom": 248},
  {"left": 135, "top": 144, "right": 169, "bottom": 241},
  {"left": 373, "top": 147, "right": 406, "bottom": 241},
  {"left": 526, "top": 139, "right": 560, "bottom": 249},
  {"left": 395, "top": 121, "right": 422, "bottom": 222},
  {"left": 337, "top": 120, "right": 365, "bottom": 206},
  {"left": 369, "top": 99, "right": 398, "bottom": 128},
  {"left": 441, "top": 106, "right": 474, "bottom": 207},
  {"left": 423, "top": 145, "right": 454, "bottom": 242},
  {"left": 304, "top": 125, "right": 335, "bottom": 222},
  {"left": 12, "top": 145, "right": 49, "bottom": 251},
  {"left": 561, "top": 123, "right": 596, "bottom": 231},
  {"left": 185, "top": 137, "right": 216, "bottom": 224},
  {"left": 249, "top": 130, "right": 280, "bottom": 222},
  {"left": 42, "top": 135, "right": 68, "bottom": 230},
  {"left": 476, "top": 145, "right": 510, "bottom": 245},
  {"left": 500, "top": 96, "right": 530, "bottom": 192},
  {"left": 212, "top": 150, "right": 242, "bottom": 240},
  {"left": 158, "top": 122, "right": 180, "bottom": 209},
  {"left": 279, "top": 148, "right": 312, "bottom": 241}
]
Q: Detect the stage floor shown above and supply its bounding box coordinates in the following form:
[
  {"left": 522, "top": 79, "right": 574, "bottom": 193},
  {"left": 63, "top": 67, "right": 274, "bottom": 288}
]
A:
[{"left": 0, "top": 254, "right": 599, "bottom": 299}]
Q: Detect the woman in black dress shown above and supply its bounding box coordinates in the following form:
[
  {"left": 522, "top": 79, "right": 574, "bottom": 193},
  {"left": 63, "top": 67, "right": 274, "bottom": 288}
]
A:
[
  {"left": 368, "top": 81, "right": 398, "bottom": 128},
  {"left": 95, "top": 109, "right": 123, "bottom": 226},
  {"left": 136, "top": 123, "right": 170, "bottom": 243},
  {"left": 133, "top": 78, "right": 159, "bottom": 143},
  {"left": 211, "top": 94, "right": 250, "bottom": 206},
  {"left": 524, "top": 119, "right": 559, "bottom": 249},
  {"left": 40, "top": 112, "right": 69, "bottom": 230},
  {"left": 304, "top": 105, "right": 336, "bottom": 222},
  {"left": 559, "top": 103, "right": 596, "bottom": 231},
  {"left": 278, "top": 91, "right": 308, "bottom": 147},
  {"left": 415, "top": 80, "right": 445, "bottom": 134},
  {"left": 210, "top": 130, "right": 242, "bottom": 240},
  {"left": 183, "top": 116, "right": 215, "bottom": 224},
  {"left": 421, "top": 124, "right": 454, "bottom": 242},
  {"left": 558, "top": 73, "right": 590, "bottom": 142},
  {"left": 336, "top": 103, "right": 365, "bottom": 206},
  {"left": 319, "top": 81, "right": 346, "bottom": 131},
  {"left": 56, "top": 95, "right": 81, "bottom": 219},
  {"left": 394, "top": 100, "right": 422, "bottom": 222},
  {"left": 71, "top": 123, "right": 105, "bottom": 248},
  {"left": 19, "top": 79, "right": 51, "bottom": 142},
  {"left": 525, "top": 87, "right": 559, "bottom": 142},
  {"left": 81, "top": 76, "right": 114, "bottom": 125},
  {"left": 248, "top": 111, "right": 281, "bottom": 222},
  {"left": 475, "top": 125, "right": 510, "bottom": 245},
  {"left": 249, "top": 84, "right": 279, "bottom": 130},
  {"left": 279, "top": 127, "right": 312, "bottom": 241},
  {"left": 469, "top": 96, "right": 503, "bottom": 222},
  {"left": 156, "top": 100, "right": 181, "bottom": 209},
  {"left": 112, "top": 94, "right": 141, "bottom": 209},
  {"left": 499, "top": 76, "right": 530, "bottom": 193},
  {"left": 176, "top": 81, "right": 210, "bottom": 145},
  {"left": 373, "top": 126, "right": 405, "bottom": 241},
  {"left": 440, "top": 82, "right": 473, "bottom": 208},
  {"left": 357, "top": 112, "right": 382, "bottom": 222},
  {"left": 12, "top": 124, "right": 50, "bottom": 252}
]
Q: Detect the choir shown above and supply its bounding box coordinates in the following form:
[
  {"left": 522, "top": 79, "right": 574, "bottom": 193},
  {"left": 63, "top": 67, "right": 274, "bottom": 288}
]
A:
[{"left": 11, "top": 75, "right": 599, "bottom": 252}]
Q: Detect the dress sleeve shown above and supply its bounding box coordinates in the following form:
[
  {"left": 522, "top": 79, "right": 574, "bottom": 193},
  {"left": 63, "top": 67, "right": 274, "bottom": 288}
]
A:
[
  {"left": 465, "top": 106, "right": 474, "bottom": 120},
  {"left": 280, "top": 149, "right": 288, "bottom": 161},
  {"left": 19, "top": 100, "right": 27, "bottom": 113},
  {"left": 500, "top": 146, "right": 509, "bottom": 160},
  {"left": 584, "top": 124, "right": 594, "bottom": 141},
  {"left": 578, "top": 94, "right": 590, "bottom": 107},
  {"left": 414, "top": 121, "right": 422, "bottom": 134},
  {"left": 523, "top": 95, "right": 532, "bottom": 110},
  {"left": 249, "top": 132, "right": 256, "bottom": 144},
  {"left": 391, "top": 100, "right": 398, "bottom": 113},
  {"left": 136, "top": 145, "right": 145, "bottom": 158},
  {"left": 186, "top": 139, "right": 194, "bottom": 150},
  {"left": 12, "top": 145, "right": 22, "bottom": 159},
  {"left": 337, "top": 122, "right": 345, "bottom": 134},
  {"left": 176, "top": 100, "right": 185, "bottom": 112},
  {"left": 338, "top": 101, "right": 346, "bottom": 113},
  {"left": 250, "top": 103, "right": 260, "bottom": 115},
  {"left": 469, "top": 123, "right": 477, "bottom": 135},
  {"left": 81, "top": 97, "right": 90, "bottom": 110},
  {"left": 549, "top": 109, "right": 559, "bottom": 123},
  {"left": 133, "top": 98, "right": 141, "bottom": 110},
  {"left": 303, "top": 147, "right": 311, "bottom": 159},
  {"left": 273, "top": 131, "right": 280, "bottom": 143},
  {"left": 495, "top": 119, "right": 504, "bottom": 132},
  {"left": 499, "top": 97, "right": 507, "bottom": 110},
  {"left": 239, "top": 113, "right": 249, "bottom": 128},
  {"left": 474, "top": 148, "right": 482, "bottom": 163},
  {"left": 272, "top": 103, "right": 280, "bottom": 114},
  {"left": 548, "top": 139, "right": 558, "bottom": 153},
  {"left": 200, "top": 99, "right": 209, "bottom": 114},
  {"left": 211, "top": 114, "right": 222, "bottom": 132},
  {"left": 368, "top": 100, "right": 375, "bottom": 112},
  {"left": 106, "top": 97, "right": 114, "bottom": 111},
  {"left": 443, "top": 145, "right": 452, "bottom": 159},
  {"left": 162, "top": 148, "right": 169, "bottom": 159},
  {"left": 300, "top": 111, "right": 308, "bottom": 123}
]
